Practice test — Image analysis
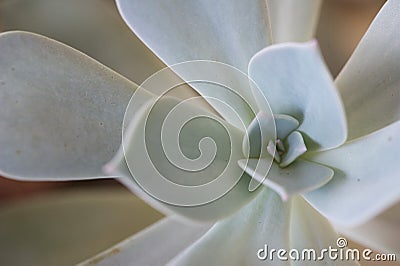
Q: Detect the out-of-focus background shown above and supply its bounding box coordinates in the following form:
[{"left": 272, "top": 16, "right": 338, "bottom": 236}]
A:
[{"left": 0, "top": 0, "right": 397, "bottom": 265}]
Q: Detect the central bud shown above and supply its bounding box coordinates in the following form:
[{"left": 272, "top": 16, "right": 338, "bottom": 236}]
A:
[
  {"left": 242, "top": 111, "right": 307, "bottom": 168},
  {"left": 266, "top": 138, "right": 285, "bottom": 163},
  {"left": 238, "top": 112, "right": 332, "bottom": 200}
]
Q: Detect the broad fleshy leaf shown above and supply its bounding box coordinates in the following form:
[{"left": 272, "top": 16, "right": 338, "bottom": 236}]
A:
[
  {"left": 116, "top": 0, "right": 272, "bottom": 128},
  {"left": 249, "top": 41, "right": 347, "bottom": 151},
  {"left": 168, "top": 189, "right": 291, "bottom": 266},
  {"left": 238, "top": 159, "right": 333, "bottom": 201},
  {"left": 107, "top": 97, "right": 260, "bottom": 221},
  {"left": 268, "top": 0, "right": 323, "bottom": 43},
  {"left": 304, "top": 120, "right": 400, "bottom": 227},
  {"left": 0, "top": 31, "right": 155, "bottom": 180},
  {"left": 335, "top": 0, "right": 400, "bottom": 140},
  {"left": 336, "top": 202, "right": 400, "bottom": 257},
  {"left": 80, "top": 217, "right": 210, "bottom": 266},
  {"left": 0, "top": 0, "right": 163, "bottom": 85},
  {"left": 1, "top": 0, "right": 218, "bottom": 112}
]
